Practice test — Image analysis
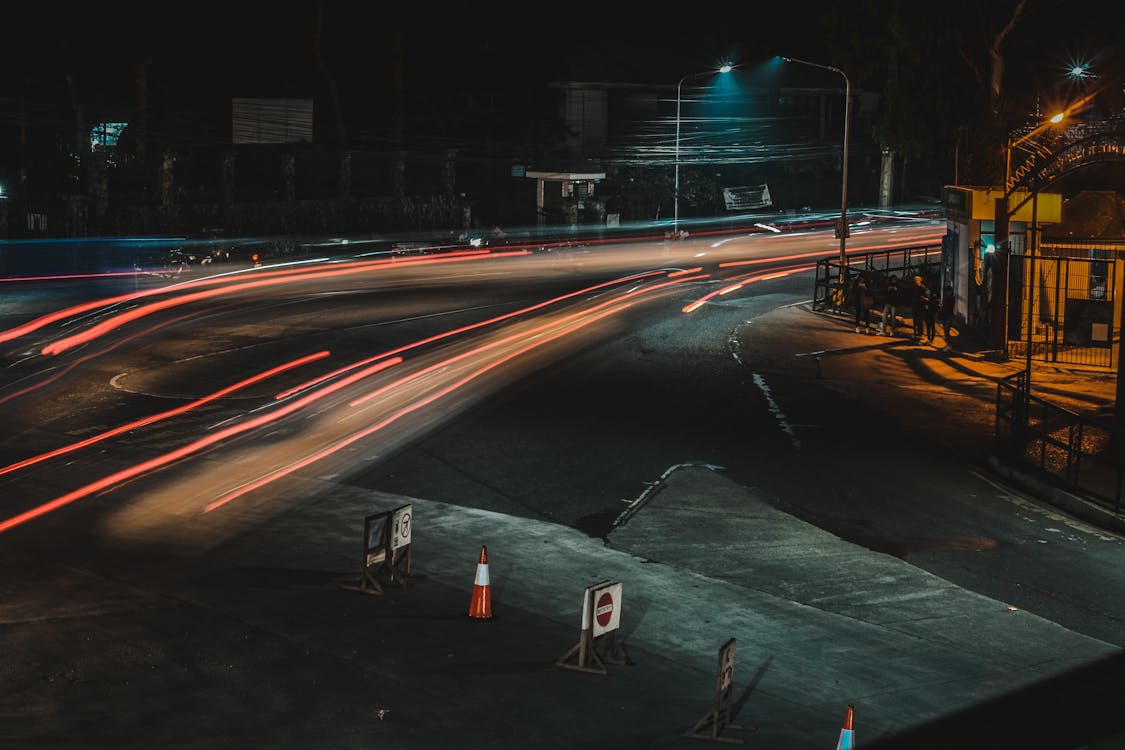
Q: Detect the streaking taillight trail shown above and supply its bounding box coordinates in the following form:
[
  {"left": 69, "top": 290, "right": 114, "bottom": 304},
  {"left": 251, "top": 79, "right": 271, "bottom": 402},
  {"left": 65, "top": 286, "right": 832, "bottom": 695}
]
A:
[
  {"left": 0, "top": 271, "right": 705, "bottom": 531},
  {"left": 0, "top": 248, "right": 517, "bottom": 352},
  {"left": 0, "top": 232, "right": 903, "bottom": 532},
  {"left": 0, "top": 356, "right": 403, "bottom": 533},
  {"left": 0, "top": 351, "right": 330, "bottom": 477}
]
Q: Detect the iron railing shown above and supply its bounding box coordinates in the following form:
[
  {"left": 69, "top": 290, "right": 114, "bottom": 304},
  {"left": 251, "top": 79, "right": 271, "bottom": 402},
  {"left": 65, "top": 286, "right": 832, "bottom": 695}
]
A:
[
  {"left": 812, "top": 244, "right": 942, "bottom": 313},
  {"left": 995, "top": 369, "right": 1123, "bottom": 514}
]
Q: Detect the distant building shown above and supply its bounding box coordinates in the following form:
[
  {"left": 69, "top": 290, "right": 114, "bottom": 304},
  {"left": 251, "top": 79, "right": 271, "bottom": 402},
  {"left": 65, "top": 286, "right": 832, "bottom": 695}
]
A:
[{"left": 0, "top": 71, "right": 886, "bottom": 241}]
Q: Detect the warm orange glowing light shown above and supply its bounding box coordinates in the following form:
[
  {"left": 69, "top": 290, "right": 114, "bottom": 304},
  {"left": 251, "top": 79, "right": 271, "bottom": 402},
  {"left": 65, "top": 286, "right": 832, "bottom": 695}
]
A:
[
  {"left": 0, "top": 249, "right": 530, "bottom": 352},
  {"left": 348, "top": 274, "right": 708, "bottom": 408},
  {"left": 273, "top": 270, "right": 668, "bottom": 400},
  {"left": 682, "top": 263, "right": 817, "bottom": 313},
  {"left": 207, "top": 297, "right": 656, "bottom": 512},
  {"left": 0, "top": 351, "right": 330, "bottom": 478},
  {"left": 0, "top": 356, "right": 401, "bottom": 534}
]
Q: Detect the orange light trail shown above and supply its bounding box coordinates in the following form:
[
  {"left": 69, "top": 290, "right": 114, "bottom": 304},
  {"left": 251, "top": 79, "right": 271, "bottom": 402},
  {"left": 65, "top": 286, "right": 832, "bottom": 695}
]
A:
[
  {"left": 0, "top": 356, "right": 402, "bottom": 534},
  {"left": 718, "top": 248, "right": 839, "bottom": 268},
  {"left": 0, "top": 248, "right": 525, "bottom": 350},
  {"left": 273, "top": 270, "right": 668, "bottom": 400},
  {"left": 349, "top": 274, "right": 708, "bottom": 408},
  {"left": 38, "top": 250, "right": 531, "bottom": 356},
  {"left": 0, "top": 271, "right": 154, "bottom": 282},
  {"left": 681, "top": 263, "right": 817, "bottom": 313},
  {"left": 717, "top": 235, "right": 944, "bottom": 269},
  {"left": 205, "top": 294, "right": 649, "bottom": 512},
  {"left": 0, "top": 351, "right": 330, "bottom": 478},
  {"left": 0, "top": 303, "right": 232, "bottom": 408}
]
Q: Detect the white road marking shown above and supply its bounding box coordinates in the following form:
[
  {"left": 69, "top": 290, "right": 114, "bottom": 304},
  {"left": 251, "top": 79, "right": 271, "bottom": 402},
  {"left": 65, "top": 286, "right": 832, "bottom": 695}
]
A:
[
  {"left": 612, "top": 462, "right": 725, "bottom": 529},
  {"left": 752, "top": 373, "right": 801, "bottom": 450}
]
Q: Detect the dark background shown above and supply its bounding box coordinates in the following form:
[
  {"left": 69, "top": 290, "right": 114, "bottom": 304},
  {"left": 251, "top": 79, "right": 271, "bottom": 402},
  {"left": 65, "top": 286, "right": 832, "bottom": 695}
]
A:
[{"left": 2, "top": 1, "right": 1122, "bottom": 236}]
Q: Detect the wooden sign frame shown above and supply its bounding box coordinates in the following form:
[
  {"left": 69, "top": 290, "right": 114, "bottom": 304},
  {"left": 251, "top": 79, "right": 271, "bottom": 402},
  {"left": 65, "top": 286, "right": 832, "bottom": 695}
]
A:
[
  {"left": 342, "top": 505, "right": 412, "bottom": 596},
  {"left": 686, "top": 638, "right": 752, "bottom": 744}
]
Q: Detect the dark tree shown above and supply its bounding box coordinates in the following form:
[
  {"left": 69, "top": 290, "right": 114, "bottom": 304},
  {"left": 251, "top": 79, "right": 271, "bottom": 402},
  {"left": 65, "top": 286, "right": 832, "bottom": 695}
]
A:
[{"left": 820, "top": 0, "right": 1071, "bottom": 187}]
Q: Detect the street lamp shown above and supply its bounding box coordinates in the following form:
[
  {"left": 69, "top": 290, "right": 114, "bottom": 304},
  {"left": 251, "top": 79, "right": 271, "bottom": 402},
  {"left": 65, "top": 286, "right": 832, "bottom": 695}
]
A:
[
  {"left": 673, "top": 64, "right": 732, "bottom": 236},
  {"left": 782, "top": 56, "right": 852, "bottom": 271}
]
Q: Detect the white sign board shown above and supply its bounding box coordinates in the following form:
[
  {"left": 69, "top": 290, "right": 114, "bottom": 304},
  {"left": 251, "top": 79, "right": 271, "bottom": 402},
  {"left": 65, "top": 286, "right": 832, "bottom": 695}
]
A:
[
  {"left": 580, "top": 579, "right": 612, "bottom": 630},
  {"left": 232, "top": 98, "right": 313, "bottom": 144},
  {"left": 391, "top": 504, "right": 412, "bottom": 550},
  {"left": 590, "top": 581, "right": 622, "bottom": 637},
  {"left": 722, "top": 184, "right": 772, "bottom": 211}
]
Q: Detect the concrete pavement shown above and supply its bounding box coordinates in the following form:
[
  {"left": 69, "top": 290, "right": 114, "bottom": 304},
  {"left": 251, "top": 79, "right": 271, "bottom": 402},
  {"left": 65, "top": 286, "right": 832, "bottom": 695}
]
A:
[
  {"left": 3, "top": 300, "right": 1125, "bottom": 749},
  {"left": 737, "top": 302, "right": 1123, "bottom": 533}
]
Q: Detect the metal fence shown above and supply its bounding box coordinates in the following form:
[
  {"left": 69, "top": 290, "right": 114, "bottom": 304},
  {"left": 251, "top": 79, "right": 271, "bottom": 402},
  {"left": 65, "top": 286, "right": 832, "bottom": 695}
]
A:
[
  {"left": 995, "top": 369, "right": 1123, "bottom": 514},
  {"left": 812, "top": 244, "right": 943, "bottom": 313},
  {"left": 1006, "top": 249, "right": 1118, "bottom": 369}
]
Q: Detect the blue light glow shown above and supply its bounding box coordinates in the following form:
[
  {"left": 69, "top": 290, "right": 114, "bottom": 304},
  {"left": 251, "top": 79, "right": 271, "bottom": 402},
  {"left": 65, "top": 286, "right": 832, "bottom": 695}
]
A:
[{"left": 90, "top": 122, "right": 127, "bottom": 151}]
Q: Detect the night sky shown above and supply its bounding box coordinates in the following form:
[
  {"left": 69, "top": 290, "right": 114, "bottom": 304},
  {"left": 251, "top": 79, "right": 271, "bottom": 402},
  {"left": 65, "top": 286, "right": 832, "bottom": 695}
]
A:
[
  {"left": 2, "top": 1, "right": 1119, "bottom": 170},
  {"left": 5, "top": 3, "right": 841, "bottom": 100},
  {"left": 5, "top": 2, "right": 1116, "bottom": 110}
]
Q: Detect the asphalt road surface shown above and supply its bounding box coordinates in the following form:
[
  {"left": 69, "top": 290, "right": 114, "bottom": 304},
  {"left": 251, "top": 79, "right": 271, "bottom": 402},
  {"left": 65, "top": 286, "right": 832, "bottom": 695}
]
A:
[{"left": 3, "top": 221, "right": 1123, "bottom": 748}]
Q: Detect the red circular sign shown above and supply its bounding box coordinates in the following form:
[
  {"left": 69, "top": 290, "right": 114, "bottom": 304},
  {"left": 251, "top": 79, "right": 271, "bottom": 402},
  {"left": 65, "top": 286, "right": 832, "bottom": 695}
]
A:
[{"left": 595, "top": 591, "right": 614, "bottom": 627}]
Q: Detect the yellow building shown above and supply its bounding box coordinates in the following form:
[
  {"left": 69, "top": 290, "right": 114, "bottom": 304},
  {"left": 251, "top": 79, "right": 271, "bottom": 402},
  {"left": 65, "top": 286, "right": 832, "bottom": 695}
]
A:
[{"left": 942, "top": 185, "right": 1120, "bottom": 370}]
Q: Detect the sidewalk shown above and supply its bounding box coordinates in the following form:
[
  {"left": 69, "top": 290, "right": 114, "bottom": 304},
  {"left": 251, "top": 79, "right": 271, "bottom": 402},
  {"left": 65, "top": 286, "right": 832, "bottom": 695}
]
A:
[
  {"left": 6, "top": 467, "right": 1119, "bottom": 749},
  {"left": 736, "top": 301, "right": 1124, "bottom": 534}
]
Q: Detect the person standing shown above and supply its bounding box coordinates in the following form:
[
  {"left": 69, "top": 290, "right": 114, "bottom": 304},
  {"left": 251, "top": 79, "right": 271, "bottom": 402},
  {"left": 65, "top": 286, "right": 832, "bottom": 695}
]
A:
[
  {"left": 939, "top": 283, "right": 956, "bottom": 350},
  {"left": 924, "top": 280, "right": 938, "bottom": 343},
  {"left": 852, "top": 272, "right": 874, "bottom": 334},
  {"left": 879, "top": 275, "right": 901, "bottom": 336},
  {"left": 910, "top": 274, "right": 932, "bottom": 342}
]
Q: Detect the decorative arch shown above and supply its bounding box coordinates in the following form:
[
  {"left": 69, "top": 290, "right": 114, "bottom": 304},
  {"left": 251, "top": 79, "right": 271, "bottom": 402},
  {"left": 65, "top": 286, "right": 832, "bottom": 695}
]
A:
[{"left": 1006, "top": 123, "right": 1125, "bottom": 215}]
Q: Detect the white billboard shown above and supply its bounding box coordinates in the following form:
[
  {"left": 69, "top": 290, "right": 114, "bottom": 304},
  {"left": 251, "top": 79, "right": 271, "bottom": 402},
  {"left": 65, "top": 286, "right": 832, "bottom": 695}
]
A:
[{"left": 232, "top": 98, "right": 313, "bottom": 144}]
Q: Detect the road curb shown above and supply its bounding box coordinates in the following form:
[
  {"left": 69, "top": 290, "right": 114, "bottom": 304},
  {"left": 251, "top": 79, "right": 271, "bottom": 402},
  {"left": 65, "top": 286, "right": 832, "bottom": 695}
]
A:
[{"left": 988, "top": 454, "right": 1125, "bottom": 534}]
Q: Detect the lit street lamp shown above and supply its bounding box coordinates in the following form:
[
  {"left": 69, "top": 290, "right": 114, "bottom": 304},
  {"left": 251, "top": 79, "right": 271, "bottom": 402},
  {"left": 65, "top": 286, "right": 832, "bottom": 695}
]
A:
[
  {"left": 781, "top": 56, "right": 851, "bottom": 272},
  {"left": 673, "top": 64, "right": 732, "bottom": 236}
]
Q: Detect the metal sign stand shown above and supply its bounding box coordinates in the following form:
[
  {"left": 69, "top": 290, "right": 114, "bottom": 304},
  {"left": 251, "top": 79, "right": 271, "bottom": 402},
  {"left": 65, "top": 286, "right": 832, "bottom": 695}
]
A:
[
  {"left": 556, "top": 580, "right": 629, "bottom": 674},
  {"left": 343, "top": 505, "right": 412, "bottom": 596},
  {"left": 686, "top": 638, "right": 752, "bottom": 744}
]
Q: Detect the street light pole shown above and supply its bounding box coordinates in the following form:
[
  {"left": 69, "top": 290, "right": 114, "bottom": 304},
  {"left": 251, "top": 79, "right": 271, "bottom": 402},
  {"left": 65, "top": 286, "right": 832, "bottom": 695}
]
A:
[
  {"left": 1000, "top": 111, "right": 1068, "bottom": 374},
  {"left": 674, "top": 65, "right": 732, "bottom": 237},
  {"left": 782, "top": 57, "right": 851, "bottom": 270}
]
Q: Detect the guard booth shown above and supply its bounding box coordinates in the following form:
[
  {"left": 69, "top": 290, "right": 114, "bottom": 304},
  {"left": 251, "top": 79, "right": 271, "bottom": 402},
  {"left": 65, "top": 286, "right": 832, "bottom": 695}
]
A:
[
  {"left": 940, "top": 185, "right": 1063, "bottom": 348},
  {"left": 524, "top": 169, "right": 606, "bottom": 227}
]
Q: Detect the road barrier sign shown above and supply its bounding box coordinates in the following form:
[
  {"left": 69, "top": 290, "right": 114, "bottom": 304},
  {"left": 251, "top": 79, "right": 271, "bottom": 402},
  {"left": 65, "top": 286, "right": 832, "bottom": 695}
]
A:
[
  {"left": 685, "top": 638, "right": 753, "bottom": 744},
  {"left": 390, "top": 504, "right": 412, "bottom": 550},
  {"left": 556, "top": 580, "right": 629, "bottom": 674},
  {"left": 591, "top": 581, "right": 621, "bottom": 637},
  {"left": 343, "top": 504, "right": 413, "bottom": 596}
]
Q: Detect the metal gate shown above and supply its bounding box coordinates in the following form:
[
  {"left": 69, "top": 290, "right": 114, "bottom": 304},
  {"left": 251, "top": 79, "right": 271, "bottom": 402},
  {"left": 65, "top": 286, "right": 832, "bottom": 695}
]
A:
[{"left": 1006, "top": 250, "right": 1118, "bottom": 368}]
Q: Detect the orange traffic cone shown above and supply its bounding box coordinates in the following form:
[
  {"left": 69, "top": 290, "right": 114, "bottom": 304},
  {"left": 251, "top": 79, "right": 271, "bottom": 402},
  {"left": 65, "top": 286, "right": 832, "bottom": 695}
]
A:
[
  {"left": 468, "top": 545, "right": 492, "bottom": 619},
  {"left": 835, "top": 704, "right": 854, "bottom": 750}
]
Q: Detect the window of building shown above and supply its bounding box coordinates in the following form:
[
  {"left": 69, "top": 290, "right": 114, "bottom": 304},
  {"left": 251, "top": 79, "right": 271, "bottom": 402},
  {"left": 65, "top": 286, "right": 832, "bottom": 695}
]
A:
[{"left": 90, "top": 122, "right": 127, "bottom": 152}]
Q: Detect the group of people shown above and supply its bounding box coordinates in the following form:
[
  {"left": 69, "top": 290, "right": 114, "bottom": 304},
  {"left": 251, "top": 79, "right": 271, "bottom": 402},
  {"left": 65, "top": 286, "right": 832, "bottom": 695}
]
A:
[{"left": 851, "top": 270, "right": 955, "bottom": 350}]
